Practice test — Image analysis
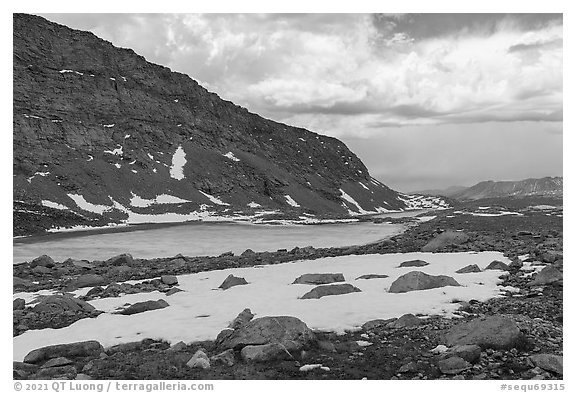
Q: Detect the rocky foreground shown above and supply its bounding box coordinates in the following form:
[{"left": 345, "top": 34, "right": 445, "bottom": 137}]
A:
[{"left": 13, "top": 202, "right": 563, "bottom": 380}]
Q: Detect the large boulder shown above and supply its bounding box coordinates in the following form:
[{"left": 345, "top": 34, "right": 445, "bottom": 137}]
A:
[
  {"left": 161, "top": 275, "right": 178, "bottom": 285},
  {"left": 30, "top": 255, "right": 55, "bottom": 269},
  {"left": 445, "top": 315, "right": 523, "bottom": 349},
  {"left": 32, "top": 294, "right": 95, "bottom": 314},
  {"left": 485, "top": 260, "right": 509, "bottom": 271},
  {"left": 217, "top": 316, "right": 316, "bottom": 352},
  {"left": 117, "top": 299, "right": 169, "bottom": 315},
  {"left": 13, "top": 298, "right": 26, "bottom": 310},
  {"left": 300, "top": 283, "right": 361, "bottom": 299},
  {"left": 241, "top": 343, "right": 292, "bottom": 362},
  {"left": 529, "top": 354, "right": 563, "bottom": 375},
  {"left": 219, "top": 274, "right": 248, "bottom": 290},
  {"left": 530, "top": 266, "right": 562, "bottom": 286},
  {"left": 292, "top": 273, "right": 345, "bottom": 285},
  {"left": 24, "top": 341, "right": 103, "bottom": 364},
  {"left": 438, "top": 356, "right": 471, "bottom": 374},
  {"left": 228, "top": 308, "right": 254, "bottom": 329},
  {"left": 65, "top": 274, "right": 107, "bottom": 291},
  {"left": 106, "top": 253, "right": 135, "bottom": 267},
  {"left": 398, "top": 259, "right": 429, "bottom": 268},
  {"left": 388, "top": 271, "right": 460, "bottom": 293},
  {"left": 422, "top": 231, "right": 469, "bottom": 252},
  {"left": 388, "top": 313, "right": 421, "bottom": 328},
  {"left": 456, "top": 264, "right": 482, "bottom": 274}
]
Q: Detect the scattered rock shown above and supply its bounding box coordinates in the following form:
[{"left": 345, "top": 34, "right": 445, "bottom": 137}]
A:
[
  {"left": 398, "top": 361, "right": 418, "bottom": 373},
  {"left": 355, "top": 274, "right": 389, "bottom": 280},
  {"left": 399, "top": 259, "right": 429, "bottom": 268},
  {"left": 530, "top": 266, "right": 562, "bottom": 286},
  {"left": 362, "top": 318, "right": 396, "bottom": 331},
  {"left": 32, "top": 265, "right": 52, "bottom": 275},
  {"left": 161, "top": 275, "right": 178, "bottom": 285},
  {"left": 456, "top": 264, "right": 482, "bottom": 274},
  {"left": 292, "top": 273, "right": 345, "bottom": 285},
  {"left": 30, "top": 255, "right": 55, "bottom": 269},
  {"left": 24, "top": 341, "right": 103, "bottom": 364},
  {"left": 210, "top": 349, "right": 235, "bottom": 367},
  {"left": 388, "top": 313, "right": 422, "bottom": 328},
  {"left": 217, "top": 316, "right": 316, "bottom": 352},
  {"left": 219, "top": 274, "right": 248, "bottom": 290},
  {"left": 445, "top": 315, "right": 523, "bottom": 349},
  {"left": 422, "top": 231, "right": 469, "bottom": 252},
  {"left": 438, "top": 356, "right": 472, "bottom": 374},
  {"left": 389, "top": 271, "right": 460, "bottom": 293},
  {"left": 34, "top": 365, "right": 77, "bottom": 379},
  {"left": 241, "top": 343, "right": 292, "bottom": 362},
  {"left": 300, "top": 283, "right": 361, "bottom": 299},
  {"left": 485, "top": 260, "right": 509, "bottom": 271},
  {"left": 13, "top": 276, "right": 34, "bottom": 290},
  {"left": 228, "top": 308, "right": 254, "bottom": 329},
  {"left": 186, "top": 349, "right": 210, "bottom": 369},
  {"left": 117, "top": 299, "right": 169, "bottom": 315}
]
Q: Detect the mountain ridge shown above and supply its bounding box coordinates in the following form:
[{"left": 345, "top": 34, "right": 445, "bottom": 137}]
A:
[{"left": 14, "top": 14, "right": 428, "bottom": 234}]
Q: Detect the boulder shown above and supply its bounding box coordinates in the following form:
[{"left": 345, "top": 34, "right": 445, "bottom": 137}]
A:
[
  {"left": 71, "top": 260, "right": 94, "bottom": 269},
  {"left": 32, "top": 294, "right": 95, "bottom": 314},
  {"left": 117, "top": 299, "right": 169, "bottom": 315},
  {"left": 217, "top": 316, "right": 316, "bottom": 352},
  {"left": 300, "top": 283, "right": 361, "bottom": 299},
  {"left": 438, "top": 356, "right": 471, "bottom": 374},
  {"left": 240, "top": 343, "right": 292, "bottom": 362},
  {"left": 210, "top": 349, "right": 236, "bottom": 366},
  {"left": 456, "top": 264, "right": 482, "bottom": 274},
  {"left": 24, "top": 341, "right": 103, "bottom": 364},
  {"left": 161, "top": 275, "right": 178, "bottom": 285},
  {"left": 388, "top": 313, "right": 421, "bottom": 329},
  {"left": 13, "top": 361, "right": 39, "bottom": 378},
  {"left": 362, "top": 318, "right": 396, "bottom": 331},
  {"left": 445, "top": 315, "right": 523, "bottom": 349},
  {"left": 528, "top": 354, "right": 563, "bottom": 375},
  {"left": 13, "top": 298, "right": 26, "bottom": 310},
  {"left": 30, "top": 255, "right": 55, "bottom": 269},
  {"left": 389, "top": 271, "right": 460, "bottom": 293},
  {"left": 40, "top": 357, "right": 73, "bottom": 368},
  {"left": 398, "top": 259, "right": 429, "bottom": 268},
  {"left": 107, "top": 253, "right": 134, "bottom": 267},
  {"left": 65, "top": 274, "right": 107, "bottom": 290},
  {"left": 445, "top": 344, "right": 482, "bottom": 363},
  {"left": 485, "top": 260, "right": 509, "bottom": 271},
  {"left": 292, "top": 273, "right": 345, "bottom": 285},
  {"left": 228, "top": 308, "right": 254, "bottom": 330},
  {"left": 186, "top": 349, "right": 210, "bottom": 369},
  {"left": 34, "top": 365, "right": 77, "bottom": 379},
  {"left": 530, "top": 266, "right": 562, "bottom": 286},
  {"left": 108, "top": 265, "right": 133, "bottom": 277},
  {"left": 355, "top": 274, "right": 389, "bottom": 280},
  {"left": 166, "top": 287, "right": 184, "bottom": 296},
  {"left": 422, "top": 231, "right": 469, "bottom": 252},
  {"left": 219, "top": 274, "right": 248, "bottom": 290}
]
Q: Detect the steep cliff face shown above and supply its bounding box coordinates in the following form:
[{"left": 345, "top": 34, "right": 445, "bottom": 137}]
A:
[
  {"left": 13, "top": 14, "right": 406, "bottom": 232},
  {"left": 451, "top": 177, "right": 563, "bottom": 201}
]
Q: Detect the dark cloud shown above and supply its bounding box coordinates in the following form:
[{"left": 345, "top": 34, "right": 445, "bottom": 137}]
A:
[
  {"left": 508, "top": 37, "right": 562, "bottom": 53},
  {"left": 373, "top": 13, "right": 563, "bottom": 41}
]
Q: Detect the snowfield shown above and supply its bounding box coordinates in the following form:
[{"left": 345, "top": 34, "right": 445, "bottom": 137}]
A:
[{"left": 13, "top": 251, "right": 513, "bottom": 361}]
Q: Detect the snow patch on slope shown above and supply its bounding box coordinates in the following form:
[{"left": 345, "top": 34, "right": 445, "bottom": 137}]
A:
[
  {"left": 68, "top": 194, "right": 112, "bottom": 214},
  {"left": 199, "top": 191, "right": 229, "bottom": 206},
  {"left": 169, "top": 146, "right": 186, "bottom": 180},
  {"left": 284, "top": 195, "right": 300, "bottom": 207}
]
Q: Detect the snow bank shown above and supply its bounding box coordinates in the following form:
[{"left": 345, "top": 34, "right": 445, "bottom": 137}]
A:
[
  {"left": 67, "top": 194, "right": 112, "bottom": 214},
  {"left": 284, "top": 195, "right": 300, "bottom": 207},
  {"left": 199, "top": 191, "right": 229, "bottom": 206},
  {"left": 13, "top": 251, "right": 511, "bottom": 361},
  {"left": 41, "top": 200, "right": 68, "bottom": 210}
]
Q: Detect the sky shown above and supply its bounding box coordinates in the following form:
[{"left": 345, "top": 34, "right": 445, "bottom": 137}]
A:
[{"left": 37, "top": 13, "right": 563, "bottom": 192}]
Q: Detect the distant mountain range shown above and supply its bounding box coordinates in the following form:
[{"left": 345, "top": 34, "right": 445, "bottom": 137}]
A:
[{"left": 417, "top": 176, "right": 563, "bottom": 201}]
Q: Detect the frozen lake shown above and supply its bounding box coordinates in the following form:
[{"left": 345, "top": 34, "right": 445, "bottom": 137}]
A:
[{"left": 13, "top": 220, "right": 407, "bottom": 264}]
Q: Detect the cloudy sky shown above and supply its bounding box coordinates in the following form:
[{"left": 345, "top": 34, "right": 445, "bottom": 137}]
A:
[{"left": 38, "top": 13, "right": 563, "bottom": 192}]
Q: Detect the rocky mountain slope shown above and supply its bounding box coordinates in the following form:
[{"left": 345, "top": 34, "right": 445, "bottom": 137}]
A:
[
  {"left": 419, "top": 177, "right": 562, "bottom": 201},
  {"left": 14, "top": 14, "right": 418, "bottom": 234}
]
